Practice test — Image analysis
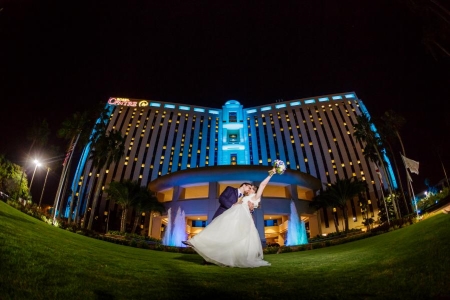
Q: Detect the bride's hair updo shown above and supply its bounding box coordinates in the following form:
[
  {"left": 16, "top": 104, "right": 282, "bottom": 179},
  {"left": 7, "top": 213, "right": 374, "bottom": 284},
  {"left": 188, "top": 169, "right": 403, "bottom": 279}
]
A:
[{"left": 252, "top": 185, "right": 259, "bottom": 192}]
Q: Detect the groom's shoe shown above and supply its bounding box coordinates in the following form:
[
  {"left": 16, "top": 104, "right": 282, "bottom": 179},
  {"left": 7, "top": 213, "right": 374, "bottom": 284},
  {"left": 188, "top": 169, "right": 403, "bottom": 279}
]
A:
[{"left": 182, "top": 240, "right": 191, "bottom": 247}]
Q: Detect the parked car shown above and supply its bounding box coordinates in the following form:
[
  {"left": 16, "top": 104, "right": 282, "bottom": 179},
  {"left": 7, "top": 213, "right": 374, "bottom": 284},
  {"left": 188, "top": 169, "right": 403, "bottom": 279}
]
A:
[{"left": 0, "top": 191, "right": 10, "bottom": 201}]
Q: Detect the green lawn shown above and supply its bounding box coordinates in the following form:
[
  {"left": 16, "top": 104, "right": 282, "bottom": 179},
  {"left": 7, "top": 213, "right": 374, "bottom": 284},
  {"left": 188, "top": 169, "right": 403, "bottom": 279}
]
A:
[{"left": 1, "top": 201, "right": 449, "bottom": 300}]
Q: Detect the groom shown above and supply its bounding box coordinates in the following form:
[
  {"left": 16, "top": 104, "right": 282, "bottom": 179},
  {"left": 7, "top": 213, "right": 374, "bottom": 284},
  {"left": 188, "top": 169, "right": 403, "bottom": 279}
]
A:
[
  {"left": 211, "top": 182, "right": 252, "bottom": 220},
  {"left": 182, "top": 182, "right": 252, "bottom": 248}
]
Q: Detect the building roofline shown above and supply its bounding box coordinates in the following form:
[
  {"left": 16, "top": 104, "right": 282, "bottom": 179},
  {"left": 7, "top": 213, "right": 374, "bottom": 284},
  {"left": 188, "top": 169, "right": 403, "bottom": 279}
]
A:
[{"left": 148, "top": 165, "right": 322, "bottom": 191}]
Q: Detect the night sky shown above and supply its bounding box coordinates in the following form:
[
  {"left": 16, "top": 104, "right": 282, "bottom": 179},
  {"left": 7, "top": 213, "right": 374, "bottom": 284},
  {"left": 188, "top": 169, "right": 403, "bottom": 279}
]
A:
[{"left": 1, "top": 0, "right": 449, "bottom": 205}]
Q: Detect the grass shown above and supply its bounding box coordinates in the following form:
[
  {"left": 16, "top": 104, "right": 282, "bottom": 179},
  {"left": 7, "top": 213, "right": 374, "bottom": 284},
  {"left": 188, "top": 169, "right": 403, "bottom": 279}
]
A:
[{"left": 1, "top": 201, "right": 449, "bottom": 300}]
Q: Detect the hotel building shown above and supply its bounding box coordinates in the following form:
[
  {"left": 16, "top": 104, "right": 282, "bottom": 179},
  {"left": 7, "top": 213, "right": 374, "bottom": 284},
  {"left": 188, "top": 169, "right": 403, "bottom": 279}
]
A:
[{"left": 64, "top": 91, "right": 395, "bottom": 245}]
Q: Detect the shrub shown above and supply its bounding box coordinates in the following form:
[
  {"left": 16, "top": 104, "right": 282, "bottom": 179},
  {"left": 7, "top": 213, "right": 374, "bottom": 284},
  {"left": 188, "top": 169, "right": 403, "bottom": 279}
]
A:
[
  {"left": 263, "top": 247, "right": 279, "bottom": 255},
  {"left": 278, "top": 246, "right": 293, "bottom": 253},
  {"left": 137, "top": 241, "right": 149, "bottom": 249}
]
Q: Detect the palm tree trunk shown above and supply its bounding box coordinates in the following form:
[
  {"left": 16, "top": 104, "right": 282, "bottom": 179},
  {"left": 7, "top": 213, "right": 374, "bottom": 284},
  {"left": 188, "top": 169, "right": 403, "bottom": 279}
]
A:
[
  {"left": 53, "top": 135, "right": 80, "bottom": 223},
  {"left": 72, "top": 142, "right": 94, "bottom": 226},
  {"left": 121, "top": 208, "right": 128, "bottom": 233},
  {"left": 80, "top": 167, "right": 96, "bottom": 229},
  {"left": 342, "top": 206, "right": 349, "bottom": 232},
  {"left": 75, "top": 167, "right": 91, "bottom": 227},
  {"left": 87, "top": 170, "right": 105, "bottom": 230},
  {"left": 376, "top": 148, "right": 400, "bottom": 219},
  {"left": 59, "top": 163, "right": 71, "bottom": 218},
  {"left": 132, "top": 215, "right": 140, "bottom": 234},
  {"left": 386, "top": 142, "right": 410, "bottom": 215},
  {"left": 67, "top": 194, "right": 76, "bottom": 224},
  {"left": 332, "top": 210, "right": 340, "bottom": 233}
]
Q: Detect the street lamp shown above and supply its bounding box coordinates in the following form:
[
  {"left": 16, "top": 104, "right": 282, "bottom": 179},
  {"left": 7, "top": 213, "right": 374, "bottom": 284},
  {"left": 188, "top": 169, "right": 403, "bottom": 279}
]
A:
[
  {"left": 29, "top": 159, "right": 41, "bottom": 190},
  {"left": 38, "top": 167, "right": 50, "bottom": 208}
]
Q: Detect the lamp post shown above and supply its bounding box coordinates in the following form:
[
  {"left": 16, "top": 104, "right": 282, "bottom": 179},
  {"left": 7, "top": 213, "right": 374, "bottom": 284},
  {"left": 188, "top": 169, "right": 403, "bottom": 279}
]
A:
[
  {"left": 29, "top": 159, "right": 41, "bottom": 190},
  {"left": 38, "top": 167, "right": 50, "bottom": 208}
]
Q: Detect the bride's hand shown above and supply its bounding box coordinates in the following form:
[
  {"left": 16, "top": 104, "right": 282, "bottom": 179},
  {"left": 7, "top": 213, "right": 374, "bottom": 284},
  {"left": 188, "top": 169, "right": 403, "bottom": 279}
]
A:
[{"left": 268, "top": 167, "right": 276, "bottom": 176}]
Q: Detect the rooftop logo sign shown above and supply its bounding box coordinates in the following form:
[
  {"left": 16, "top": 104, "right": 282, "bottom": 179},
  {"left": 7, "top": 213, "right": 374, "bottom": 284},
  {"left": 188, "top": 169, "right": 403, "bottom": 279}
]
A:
[{"left": 108, "top": 98, "right": 149, "bottom": 107}]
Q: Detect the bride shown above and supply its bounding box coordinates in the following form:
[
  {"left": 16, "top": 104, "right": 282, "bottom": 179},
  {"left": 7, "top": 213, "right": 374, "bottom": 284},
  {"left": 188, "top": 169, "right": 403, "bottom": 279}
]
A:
[{"left": 185, "top": 168, "right": 277, "bottom": 268}]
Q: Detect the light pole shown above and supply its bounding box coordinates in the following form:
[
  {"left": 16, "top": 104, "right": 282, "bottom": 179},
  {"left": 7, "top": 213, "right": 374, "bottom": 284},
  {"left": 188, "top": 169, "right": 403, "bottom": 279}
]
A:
[
  {"left": 29, "top": 159, "right": 41, "bottom": 190},
  {"left": 38, "top": 167, "right": 50, "bottom": 208}
]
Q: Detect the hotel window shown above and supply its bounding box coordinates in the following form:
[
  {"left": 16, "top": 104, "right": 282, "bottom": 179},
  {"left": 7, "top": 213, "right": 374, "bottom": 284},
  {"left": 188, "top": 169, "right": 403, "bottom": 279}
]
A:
[
  {"left": 231, "top": 154, "right": 237, "bottom": 165},
  {"left": 229, "top": 112, "right": 237, "bottom": 122}
]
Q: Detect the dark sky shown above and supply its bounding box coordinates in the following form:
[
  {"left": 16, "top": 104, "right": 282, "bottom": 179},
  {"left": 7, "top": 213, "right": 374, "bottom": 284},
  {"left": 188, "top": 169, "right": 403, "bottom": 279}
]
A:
[{"left": 1, "top": 0, "right": 449, "bottom": 204}]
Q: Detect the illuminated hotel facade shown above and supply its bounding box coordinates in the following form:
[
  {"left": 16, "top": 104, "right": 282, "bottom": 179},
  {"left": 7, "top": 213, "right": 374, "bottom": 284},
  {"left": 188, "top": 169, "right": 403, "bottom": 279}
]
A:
[{"left": 64, "top": 91, "right": 395, "bottom": 245}]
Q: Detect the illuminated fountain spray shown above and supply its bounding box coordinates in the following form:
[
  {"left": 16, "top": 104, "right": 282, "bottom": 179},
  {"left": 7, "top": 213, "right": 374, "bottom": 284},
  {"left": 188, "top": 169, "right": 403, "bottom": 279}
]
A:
[
  {"left": 162, "top": 207, "right": 172, "bottom": 246},
  {"left": 286, "top": 200, "right": 308, "bottom": 246},
  {"left": 172, "top": 207, "right": 187, "bottom": 247},
  {"left": 162, "top": 206, "right": 187, "bottom": 247}
]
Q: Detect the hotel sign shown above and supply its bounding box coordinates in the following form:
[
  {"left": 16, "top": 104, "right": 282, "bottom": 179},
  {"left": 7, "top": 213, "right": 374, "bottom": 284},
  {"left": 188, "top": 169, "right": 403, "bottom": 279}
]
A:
[{"left": 108, "top": 97, "right": 149, "bottom": 107}]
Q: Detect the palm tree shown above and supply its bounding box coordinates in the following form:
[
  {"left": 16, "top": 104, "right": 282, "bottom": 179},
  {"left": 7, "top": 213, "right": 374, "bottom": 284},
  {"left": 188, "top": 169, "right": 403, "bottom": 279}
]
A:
[
  {"left": 311, "top": 187, "right": 341, "bottom": 233},
  {"left": 56, "top": 104, "right": 110, "bottom": 224},
  {"left": 358, "top": 193, "right": 374, "bottom": 231},
  {"left": 105, "top": 180, "right": 139, "bottom": 233},
  {"left": 316, "top": 177, "right": 367, "bottom": 232},
  {"left": 398, "top": 0, "right": 450, "bottom": 60},
  {"left": 26, "top": 119, "right": 50, "bottom": 155},
  {"left": 85, "top": 129, "right": 125, "bottom": 231},
  {"left": 379, "top": 110, "right": 410, "bottom": 215},
  {"left": 131, "top": 188, "right": 165, "bottom": 234},
  {"left": 54, "top": 111, "right": 91, "bottom": 223},
  {"left": 353, "top": 114, "right": 400, "bottom": 219},
  {"left": 105, "top": 180, "right": 165, "bottom": 234}
]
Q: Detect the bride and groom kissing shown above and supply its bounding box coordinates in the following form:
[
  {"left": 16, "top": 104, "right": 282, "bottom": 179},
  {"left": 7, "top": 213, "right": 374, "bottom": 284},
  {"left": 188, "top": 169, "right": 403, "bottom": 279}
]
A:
[{"left": 182, "top": 167, "right": 278, "bottom": 268}]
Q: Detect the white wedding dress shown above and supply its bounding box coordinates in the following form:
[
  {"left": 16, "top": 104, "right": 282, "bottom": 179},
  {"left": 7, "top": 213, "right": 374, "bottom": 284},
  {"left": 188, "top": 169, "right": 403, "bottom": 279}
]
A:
[{"left": 188, "top": 194, "right": 271, "bottom": 268}]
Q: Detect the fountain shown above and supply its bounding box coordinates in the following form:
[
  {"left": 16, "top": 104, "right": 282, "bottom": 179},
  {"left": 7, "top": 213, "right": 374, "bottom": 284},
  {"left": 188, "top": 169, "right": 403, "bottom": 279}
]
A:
[
  {"left": 162, "top": 207, "right": 172, "bottom": 246},
  {"left": 286, "top": 200, "right": 308, "bottom": 246},
  {"left": 172, "top": 207, "right": 187, "bottom": 247},
  {"left": 162, "top": 206, "right": 187, "bottom": 247}
]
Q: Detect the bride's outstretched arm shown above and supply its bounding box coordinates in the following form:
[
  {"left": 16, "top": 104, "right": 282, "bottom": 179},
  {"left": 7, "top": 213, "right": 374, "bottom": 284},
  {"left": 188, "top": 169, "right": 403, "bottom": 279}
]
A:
[{"left": 255, "top": 168, "right": 276, "bottom": 200}]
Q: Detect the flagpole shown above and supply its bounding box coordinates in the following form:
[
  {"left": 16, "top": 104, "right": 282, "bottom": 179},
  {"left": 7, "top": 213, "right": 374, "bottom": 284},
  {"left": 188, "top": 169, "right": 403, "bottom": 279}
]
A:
[
  {"left": 436, "top": 150, "right": 450, "bottom": 188},
  {"left": 408, "top": 175, "right": 419, "bottom": 218},
  {"left": 401, "top": 153, "right": 412, "bottom": 216},
  {"left": 401, "top": 153, "right": 420, "bottom": 218}
]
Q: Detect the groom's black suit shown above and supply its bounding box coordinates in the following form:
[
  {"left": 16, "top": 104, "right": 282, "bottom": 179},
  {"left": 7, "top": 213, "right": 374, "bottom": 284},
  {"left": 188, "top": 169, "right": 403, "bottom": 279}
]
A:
[{"left": 211, "top": 186, "right": 240, "bottom": 220}]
